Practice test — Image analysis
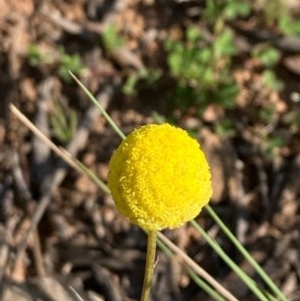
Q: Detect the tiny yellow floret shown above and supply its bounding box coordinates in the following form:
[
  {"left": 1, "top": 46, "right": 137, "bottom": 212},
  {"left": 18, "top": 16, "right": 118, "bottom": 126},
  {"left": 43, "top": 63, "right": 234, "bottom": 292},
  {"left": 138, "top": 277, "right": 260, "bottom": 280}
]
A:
[{"left": 107, "top": 123, "right": 212, "bottom": 231}]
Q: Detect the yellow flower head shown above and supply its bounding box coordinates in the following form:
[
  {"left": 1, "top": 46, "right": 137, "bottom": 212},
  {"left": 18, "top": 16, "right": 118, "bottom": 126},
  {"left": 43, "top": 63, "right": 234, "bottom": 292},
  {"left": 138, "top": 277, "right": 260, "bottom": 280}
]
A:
[{"left": 108, "top": 123, "right": 212, "bottom": 231}]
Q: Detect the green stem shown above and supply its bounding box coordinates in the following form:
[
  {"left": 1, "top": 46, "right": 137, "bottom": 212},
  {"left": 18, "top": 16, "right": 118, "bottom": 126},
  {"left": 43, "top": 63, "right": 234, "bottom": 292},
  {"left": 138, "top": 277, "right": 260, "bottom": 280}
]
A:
[
  {"left": 141, "top": 231, "right": 157, "bottom": 301},
  {"left": 69, "top": 72, "right": 126, "bottom": 140},
  {"left": 190, "top": 220, "right": 270, "bottom": 301},
  {"left": 205, "top": 205, "right": 289, "bottom": 301}
]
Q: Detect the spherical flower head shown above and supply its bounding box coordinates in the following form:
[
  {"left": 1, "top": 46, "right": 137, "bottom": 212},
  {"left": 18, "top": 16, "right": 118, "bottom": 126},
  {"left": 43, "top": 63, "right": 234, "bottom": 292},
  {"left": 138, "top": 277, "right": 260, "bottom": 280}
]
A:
[{"left": 108, "top": 123, "right": 212, "bottom": 231}]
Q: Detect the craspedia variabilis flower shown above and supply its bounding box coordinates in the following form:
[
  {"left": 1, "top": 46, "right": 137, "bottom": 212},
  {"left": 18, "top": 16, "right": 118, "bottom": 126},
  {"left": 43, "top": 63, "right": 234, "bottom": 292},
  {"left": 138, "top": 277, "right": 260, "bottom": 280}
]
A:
[{"left": 108, "top": 123, "right": 212, "bottom": 231}]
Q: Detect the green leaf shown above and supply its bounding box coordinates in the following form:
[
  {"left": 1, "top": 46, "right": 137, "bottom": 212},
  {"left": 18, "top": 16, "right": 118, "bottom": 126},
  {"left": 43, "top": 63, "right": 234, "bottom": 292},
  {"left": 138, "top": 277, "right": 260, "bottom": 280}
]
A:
[
  {"left": 280, "top": 18, "right": 300, "bottom": 35},
  {"left": 102, "top": 25, "right": 124, "bottom": 50},
  {"left": 224, "top": 1, "right": 251, "bottom": 20},
  {"left": 122, "top": 74, "right": 139, "bottom": 96},
  {"left": 168, "top": 52, "right": 184, "bottom": 77},
  {"left": 214, "top": 29, "right": 236, "bottom": 58},
  {"left": 198, "top": 48, "right": 213, "bottom": 63},
  {"left": 58, "top": 48, "right": 84, "bottom": 82},
  {"left": 186, "top": 26, "right": 200, "bottom": 42},
  {"left": 217, "top": 82, "right": 239, "bottom": 108},
  {"left": 27, "top": 44, "right": 41, "bottom": 67},
  {"left": 252, "top": 45, "right": 281, "bottom": 67}
]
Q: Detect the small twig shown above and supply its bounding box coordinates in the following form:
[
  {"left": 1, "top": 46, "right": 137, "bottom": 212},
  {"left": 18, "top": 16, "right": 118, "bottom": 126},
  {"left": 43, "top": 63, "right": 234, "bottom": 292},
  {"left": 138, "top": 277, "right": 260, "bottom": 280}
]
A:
[
  {"left": 41, "top": 12, "right": 90, "bottom": 35},
  {"left": 43, "top": 1, "right": 129, "bottom": 39},
  {"left": 11, "top": 151, "right": 32, "bottom": 203},
  {"left": 0, "top": 188, "right": 17, "bottom": 297},
  {"left": 32, "top": 228, "right": 46, "bottom": 277},
  {"left": 69, "top": 286, "right": 85, "bottom": 301}
]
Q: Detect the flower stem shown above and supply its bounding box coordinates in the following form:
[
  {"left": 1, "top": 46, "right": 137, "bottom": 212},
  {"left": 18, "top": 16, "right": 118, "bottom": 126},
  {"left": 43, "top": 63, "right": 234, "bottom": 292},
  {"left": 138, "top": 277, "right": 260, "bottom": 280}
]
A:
[{"left": 141, "top": 231, "right": 157, "bottom": 301}]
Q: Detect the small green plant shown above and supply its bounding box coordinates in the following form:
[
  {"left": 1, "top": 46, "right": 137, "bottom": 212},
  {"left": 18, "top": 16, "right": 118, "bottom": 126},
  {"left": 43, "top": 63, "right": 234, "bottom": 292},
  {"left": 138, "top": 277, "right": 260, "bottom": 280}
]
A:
[
  {"left": 58, "top": 47, "right": 84, "bottom": 83},
  {"left": 252, "top": 44, "right": 283, "bottom": 91},
  {"left": 50, "top": 100, "right": 78, "bottom": 144},
  {"left": 165, "top": 25, "right": 238, "bottom": 113},
  {"left": 163, "top": 0, "right": 254, "bottom": 115}
]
